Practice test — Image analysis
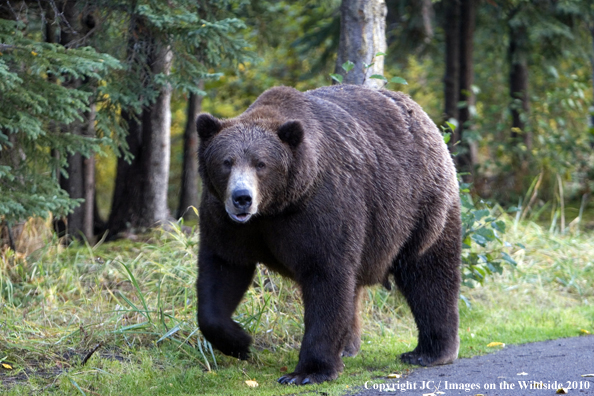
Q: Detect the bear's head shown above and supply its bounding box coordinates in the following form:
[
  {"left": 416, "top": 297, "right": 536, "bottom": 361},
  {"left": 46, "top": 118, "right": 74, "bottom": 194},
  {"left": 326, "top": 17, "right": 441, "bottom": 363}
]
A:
[{"left": 197, "top": 113, "right": 309, "bottom": 223}]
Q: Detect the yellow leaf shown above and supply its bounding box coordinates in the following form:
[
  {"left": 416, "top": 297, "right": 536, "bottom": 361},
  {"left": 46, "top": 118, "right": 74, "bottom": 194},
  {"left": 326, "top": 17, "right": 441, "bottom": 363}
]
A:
[
  {"left": 556, "top": 387, "right": 569, "bottom": 394},
  {"left": 487, "top": 342, "right": 505, "bottom": 348},
  {"left": 31, "top": 51, "right": 38, "bottom": 56},
  {"left": 579, "top": 329, "right": 590, "bottom": 335},
  {"left": 2, "top": 363, "right": 13, "bottom": 370},
  {"left": 387, "top": 373, "right": 401, "bottom": 378},
  {"left": 245, "top": 380, "right": 258, "bottom": 388}
]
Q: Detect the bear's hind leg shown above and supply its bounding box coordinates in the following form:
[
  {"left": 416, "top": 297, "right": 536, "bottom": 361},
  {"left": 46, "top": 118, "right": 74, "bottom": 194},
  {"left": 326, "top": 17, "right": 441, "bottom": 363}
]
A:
[
  {"left": 197, "top": 248, "right": 256, "bottom": 360},
  {"left": 393, "top": 211, "right": 461, "bottom": 367},
  {"left": 341, "top": 285, "right": 363, "bottom": 357}
]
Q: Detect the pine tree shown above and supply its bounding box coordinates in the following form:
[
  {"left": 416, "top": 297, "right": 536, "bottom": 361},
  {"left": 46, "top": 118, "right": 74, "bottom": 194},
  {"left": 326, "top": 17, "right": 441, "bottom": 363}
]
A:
[{"left": 0, "top": 3, "right": 119, "bottom": 245}]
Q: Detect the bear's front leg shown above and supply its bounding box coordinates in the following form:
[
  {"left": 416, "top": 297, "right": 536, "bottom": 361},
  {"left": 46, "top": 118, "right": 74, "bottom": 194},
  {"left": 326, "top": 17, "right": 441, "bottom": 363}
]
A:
[
  {"left": 278, "top": 270, "right": 355, "bottom": 385},
  {"left": 197, "top": 247, "right": 256, "bottom": 360}
]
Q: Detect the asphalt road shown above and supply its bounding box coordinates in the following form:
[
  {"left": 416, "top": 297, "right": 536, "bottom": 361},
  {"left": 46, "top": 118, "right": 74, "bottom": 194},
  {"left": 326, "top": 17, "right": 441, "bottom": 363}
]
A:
[{"left": 351, "top": 336, "right": 594, "bottom": 396}]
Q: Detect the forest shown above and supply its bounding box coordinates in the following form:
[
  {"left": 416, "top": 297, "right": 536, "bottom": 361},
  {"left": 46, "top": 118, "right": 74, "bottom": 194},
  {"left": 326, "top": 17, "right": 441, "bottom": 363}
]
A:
[
  {"left": 1, "top": 1, "right": 594, "bottom": 395},
  {"left": 1, "top": 0, "right": 593, "bottom": 244}
]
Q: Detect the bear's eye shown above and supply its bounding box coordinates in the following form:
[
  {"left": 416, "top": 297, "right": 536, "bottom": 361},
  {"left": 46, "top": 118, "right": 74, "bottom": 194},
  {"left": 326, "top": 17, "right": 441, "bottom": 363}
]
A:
[
  {"left": 223, "top": 159, "right": 232, "bottom": 167},
  {"left": 256, "top": 162, "right": 266, "bottom": 169}
]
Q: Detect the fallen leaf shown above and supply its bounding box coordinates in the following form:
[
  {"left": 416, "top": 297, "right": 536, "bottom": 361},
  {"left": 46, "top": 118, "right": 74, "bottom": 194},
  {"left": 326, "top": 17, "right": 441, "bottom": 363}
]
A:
[
  {"left": 581, "top": 374, "right": 594, "bottom": 377},
  {"left": 245, "top": 380, "right": 259, "bottom": 388},
  {"left": 517, "top": 372, "right": 528, "bottom": 376},
  {"left": 579, "top": 329, "right": 590, "bottom": 335},
  {"left": 1, "top": 363, "right": 12, "bottom": 370},
  {"left": 556, "top": 387, "right": 568, "bottom": 394},
  {"left": 487, "top": 342, "right": 505, "bottom": 348},
  {"left": 280, "top": 366, "right": 288, "bottom": 372},
  {"left": 387, "top": 373, "right": 401, "bottom": 378}
]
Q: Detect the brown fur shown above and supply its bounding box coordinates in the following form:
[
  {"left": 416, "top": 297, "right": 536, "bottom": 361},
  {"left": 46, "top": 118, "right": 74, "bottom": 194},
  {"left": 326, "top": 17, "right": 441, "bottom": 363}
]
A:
[{"left": 196, "top": 85, "right": 461, "bottom": 385}]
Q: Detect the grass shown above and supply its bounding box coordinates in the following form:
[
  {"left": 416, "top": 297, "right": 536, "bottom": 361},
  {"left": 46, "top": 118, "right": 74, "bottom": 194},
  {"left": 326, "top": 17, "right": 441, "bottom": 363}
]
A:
[{"left": 0, "top": 213, "right": 593, "bottom": 395}]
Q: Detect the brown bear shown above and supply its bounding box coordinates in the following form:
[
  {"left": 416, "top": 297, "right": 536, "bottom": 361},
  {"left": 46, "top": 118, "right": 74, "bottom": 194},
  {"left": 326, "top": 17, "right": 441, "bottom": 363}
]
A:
[{"left": 196, "top": 84, "right": 461, "bottom": 385}]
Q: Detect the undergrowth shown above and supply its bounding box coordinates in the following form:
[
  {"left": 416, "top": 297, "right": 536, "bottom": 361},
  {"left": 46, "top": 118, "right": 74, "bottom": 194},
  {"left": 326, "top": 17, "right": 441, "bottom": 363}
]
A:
[{"left": 0, "top": 211, "right": 593, "bottom": 395}]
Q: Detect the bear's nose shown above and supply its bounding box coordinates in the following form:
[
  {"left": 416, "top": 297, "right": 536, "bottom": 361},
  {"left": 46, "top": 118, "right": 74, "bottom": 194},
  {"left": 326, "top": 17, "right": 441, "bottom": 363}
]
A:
[{"left": 232, "top": 189, "right": 252, "bottom": 210}]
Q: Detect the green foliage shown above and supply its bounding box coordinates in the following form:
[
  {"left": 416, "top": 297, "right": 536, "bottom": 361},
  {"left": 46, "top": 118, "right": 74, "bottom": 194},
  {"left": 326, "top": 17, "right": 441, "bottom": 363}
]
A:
[
  {"left": 0, "top": 18, "right": 119, "bottom": 224},
  {"left": 469, "top": 0, "right": 593, "bottom": 202},
  {"left": 200, "top": 0, "right": 339, "bottom": 117},
  {"left": 98, "top": 0, "right": 250, "bottom": 99},
  {"left": 459, "top": 188, "right": 519, "bottom": 288},
  {"left": 439, "top": 124, "right": 519, "bottom": 288}
]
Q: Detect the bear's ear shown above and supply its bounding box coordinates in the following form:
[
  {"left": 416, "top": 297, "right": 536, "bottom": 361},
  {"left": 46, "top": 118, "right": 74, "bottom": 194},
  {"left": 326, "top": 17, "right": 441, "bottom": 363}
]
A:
[
  {"left": 278, "top": 120, "right": 304, "bottom": 149},
  {"left": 196, "top": 113, "right": 222, "bottom": 141}
]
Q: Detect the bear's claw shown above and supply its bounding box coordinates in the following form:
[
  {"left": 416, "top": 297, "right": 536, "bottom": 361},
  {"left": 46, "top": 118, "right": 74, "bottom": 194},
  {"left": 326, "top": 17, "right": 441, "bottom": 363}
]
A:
[
  {"left": 277, "top": 371, "right": 335, "bottom": 385},
  {"left": 401, "top": 350, "right": 456, "bottom": 367}
]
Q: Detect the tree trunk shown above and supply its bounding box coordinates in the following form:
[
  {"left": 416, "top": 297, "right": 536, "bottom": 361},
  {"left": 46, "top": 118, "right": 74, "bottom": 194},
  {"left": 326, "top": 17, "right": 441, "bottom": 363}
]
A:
[
  {"left": 420, "top": 0, "right": 434, "bottom": 42},
  {"left": 54, "top": 0, "right": 96, "bottom": 241},
  {"left": 443, "top": 0, "right": 460, "bottom": 125},
  {"left": 177, "top": 84, "right": 204, "bottom": 220},
  {"left": 590, "top": 26, "right": 594, "bottom": 130},
  {"left": 108, "top": 110, "right": 143, "bottom": 234},
  {"left": 508, "top": 20, "right": 531, "bottom": 194},
  {"left": 82, "top": 103, "right": 96, "bottom": 241},
  {"left": 509, "top": 25, "right": 530, "bottom": 149},
  {"left": 335, "top": 0, "right": 387, "bottom": 88},
  {"left": 107, "top": 43, "right": 173, "bottom": 236},
  {"left": 141, "top": 45, "right": 173, "bottom": 225},
  {"left": 58, "top": 1, "right": 85, "bottom": 240},
  {"left": 456, "top": 0, "right": 476, "bottom": 172}
]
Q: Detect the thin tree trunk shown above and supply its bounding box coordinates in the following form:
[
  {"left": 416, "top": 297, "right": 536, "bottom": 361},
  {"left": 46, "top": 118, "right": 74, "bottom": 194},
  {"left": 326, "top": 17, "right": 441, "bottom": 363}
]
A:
[
  {"left": 55, "top": 0, "right": 97, "bottom": 241},
  {"left": 509, "top": 25, "right": 530, "bottom": 149},
  {"left": 107, "top": 42, "right": 173, "bottom": 236},
  {"left": 177, "top": 84, "right": 204, "bottom": 220},
  {"left": 420, "top": 0, "right": 434, "bottom": 42},
  {"left": 82, "top": 103, "right": 96, "bottom": 241},
  {"left": 508, "top": 20, "right": 530, "bottom": 194},
  {"left": 590, "top": 26, "right": 594, "bottom": 130},
  {"left": 444, "top": 0, "right": 460, "bottom": 125},
  {"left": 58, "top": 0, "right": 86, "bottom": 240},
  {"left": 140, "top": 44, "right": 173, "bottom": 225},
  {"left": 108, "top": 110, "right": 143, "bottom": 234},
  {"left": 456, "top": 0, "right": 476, "bottom": 172},
  {"left": 335, "top": 0, "right": 387, "bottom": 88}
]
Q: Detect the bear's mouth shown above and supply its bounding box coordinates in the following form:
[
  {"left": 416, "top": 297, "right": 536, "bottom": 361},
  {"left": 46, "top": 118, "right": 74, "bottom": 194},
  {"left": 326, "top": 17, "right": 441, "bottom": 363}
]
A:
[{"left": 229, "top": 212, "right": 252, "bottom": 223}]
